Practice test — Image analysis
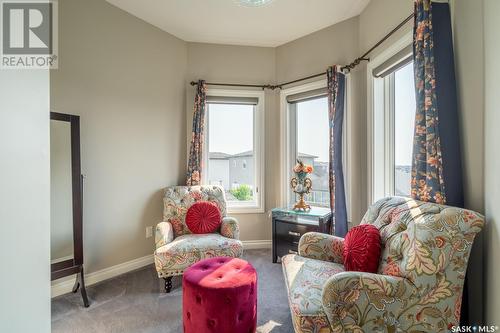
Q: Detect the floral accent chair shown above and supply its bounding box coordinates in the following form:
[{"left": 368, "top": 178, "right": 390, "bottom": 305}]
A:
[
  {"left": 154, "top": 185, "right": 243, "bottom": 292},
  {"left": 282, "top": 197, "right": 484, "bottom": 333}
]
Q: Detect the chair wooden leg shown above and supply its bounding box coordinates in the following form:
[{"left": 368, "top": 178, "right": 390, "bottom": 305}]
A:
[{"left": 163, "top": 277, "right": 173, "bottom": 293}]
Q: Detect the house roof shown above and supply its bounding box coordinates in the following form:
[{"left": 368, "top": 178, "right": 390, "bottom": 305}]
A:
[
  {"left": 209, "top": 152, "right": 232, "bottom": 159},
  {"left": 209, "top": 151, "right": 318, "bottom": 160},
  {"left": 298, "top": 152, "right": 318, "bottom": 159},
  {"left": 231, "top": 150, "right": 253, "bottom": 158}
]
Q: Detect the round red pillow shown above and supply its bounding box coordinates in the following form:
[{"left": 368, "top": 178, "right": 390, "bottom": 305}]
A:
[
  {"left": 343, "top": 224, "right": 381, "bottom": 273},
  {"left": 185, "top": 201, "right": 222, "bottom": 234}
]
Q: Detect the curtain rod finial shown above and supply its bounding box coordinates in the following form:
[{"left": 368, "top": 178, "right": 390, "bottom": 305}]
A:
[{"left": 190, "top": 81, "right": 197, "bottom": 86}]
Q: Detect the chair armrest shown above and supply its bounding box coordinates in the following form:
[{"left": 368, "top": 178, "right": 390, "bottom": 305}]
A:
[
  {"left": 155, "top": 221, "right": 174, "bottom": 249},
  {"left": 220, "top": 217, "right": 240, "bottom": 239},
  {"left": 322, "top": 272, "right": 420, "bottom": 332},
  {"left": 298, "top": 232, "right": 344, "bottom": 263}
]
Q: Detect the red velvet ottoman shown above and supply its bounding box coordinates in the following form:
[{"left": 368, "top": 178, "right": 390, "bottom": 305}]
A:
[{"left": 182, "top": 257, "right": 257, "bottom": 333}]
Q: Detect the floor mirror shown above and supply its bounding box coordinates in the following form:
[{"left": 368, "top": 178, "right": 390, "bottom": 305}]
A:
[{"left": 50, "top": 112, "right": 89, "bottom": 307}]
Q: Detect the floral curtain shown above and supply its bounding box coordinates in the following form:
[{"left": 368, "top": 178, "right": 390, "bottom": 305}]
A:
[
  {"left": 327, "top": 66, "right": 348, "bottom": 237},
  {"left": 411, "top": 0, "right": 446, "bottom": 204},
  {"left": 413, "top": 0, "right": 470, "bottom": 325},
  {"left": 186, "top": 80, "right": 207, "bottom": 186}
]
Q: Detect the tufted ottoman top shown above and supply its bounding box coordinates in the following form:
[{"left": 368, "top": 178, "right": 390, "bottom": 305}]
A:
[
  {"left": 184, "top": 257, "right": 256, "bottom": 289},
  {"left": 183, "top": 257, "right": 257, "bottom": 333}
]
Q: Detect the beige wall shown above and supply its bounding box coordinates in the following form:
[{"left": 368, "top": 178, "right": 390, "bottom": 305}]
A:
[
  {"left": 51, "top": 5, "right": 494, "bottom": 323},
  {"left": 276, "top": 17, "right": 362, "bottom": 222},
  {"left": 51, "top": 0, "right": 187, "bottom": 273},
  {"left": 452, "top": 0, "right": 485, "bottom": 214},
  {"left": 451, "top": 0, "right": 486, "bottom": 324},
  {"left": 0, "top": 71, "right": 51, "bottom": 331},
  {"left": 484, "top": 0, "right": 500, "bottom": 325},
  {"left": 186, "top": 43, "right": 276, "bottom": 241},
  {"left": 185, "top": 20, "right": 360, "bottom": 240},
  {"left": 358, "top": 0, "right": 413, "bottom": 52},
  {"left": 276, "top": 18, "right": 359, "bottom": 83}
]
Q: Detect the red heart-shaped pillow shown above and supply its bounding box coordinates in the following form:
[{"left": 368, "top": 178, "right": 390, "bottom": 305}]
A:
[
  {"left": 185, "top": 201, "right": 222, "bottom": 234},
  {"left": 343, "top": 224, "right": 381, "bottom": 273}
]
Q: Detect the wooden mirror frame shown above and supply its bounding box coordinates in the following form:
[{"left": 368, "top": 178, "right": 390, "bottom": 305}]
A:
[{"left": 50, "top": 112, "right": 88, "bottom": 307}]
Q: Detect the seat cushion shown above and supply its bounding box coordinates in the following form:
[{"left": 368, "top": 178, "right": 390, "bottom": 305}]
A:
[
  {"left": 154, "top": 234, "right": 243, "bottom": 278},
  {"left": 185, "top": 201, "right": 222, "bottom": 234},
  {"left": 282, "top": 254, "right": 344, "bottom": 333}
]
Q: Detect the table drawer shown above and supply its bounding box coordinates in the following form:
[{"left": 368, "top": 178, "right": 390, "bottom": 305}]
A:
[
  {"left": 275, "top": 220, "right": 318, "bottom": 244},
  {"left": 276, "top": 241, "right": 299, "bottom": 259}
]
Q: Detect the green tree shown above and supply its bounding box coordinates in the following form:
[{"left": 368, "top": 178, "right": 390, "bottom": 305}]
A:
[{"left": 230, "top": 184, "right": 253, "bottom": 201}]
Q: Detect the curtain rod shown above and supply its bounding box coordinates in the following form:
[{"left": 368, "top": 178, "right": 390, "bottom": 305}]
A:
[{"left": 190, "top": 12, "right": 413, "bottom": 90}]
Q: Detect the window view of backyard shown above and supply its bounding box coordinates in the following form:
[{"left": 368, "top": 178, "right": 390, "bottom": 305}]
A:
[
  {"left": 207, "top": 103, "right": 255, "bottom": 203},
  {"left": 394, "top": 62, "right": 416, "bottom": 196},
  {"left": 295, "top": 97, "right": 330, "bottom": 207}
]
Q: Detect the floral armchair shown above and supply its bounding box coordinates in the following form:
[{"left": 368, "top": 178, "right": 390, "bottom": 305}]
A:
[
  {"left": 282, "top": 197, "right": 484, "bottom": 333},
  {"left": 154, "top": 185, "right": 243, "bottom": 292}
]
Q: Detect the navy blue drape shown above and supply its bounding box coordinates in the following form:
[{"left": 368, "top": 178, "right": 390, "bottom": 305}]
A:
[
  {"left": 327, "top": 66, "right": 348, "bottom": 237},
  {"left": 432, "top": 2, "right": 464, "bottom": 208},
  {"left": 431, "top": 2, "right": 470, "bottom": 326}
]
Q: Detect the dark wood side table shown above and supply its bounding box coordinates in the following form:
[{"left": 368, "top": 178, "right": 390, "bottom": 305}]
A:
[{"left": 272, "top": 207, "right": 332, "bottom": 263}]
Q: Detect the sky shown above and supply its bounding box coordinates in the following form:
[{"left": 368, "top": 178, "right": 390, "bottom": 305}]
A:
[
  {"left": 297, "top": 97, "right": 329, "bottom": 162},
  {"left": 394, "top": 62, "right": 416, "bottom": 166},
  {"left": 208, "top": 103, "right": 254, "bottom": 154},
  {"left": 208, "top": 62, "right": 416, "bottom": 166}
]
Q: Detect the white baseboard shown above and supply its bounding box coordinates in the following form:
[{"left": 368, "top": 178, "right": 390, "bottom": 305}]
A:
[
  {"left": 51, "top": 254, "right": 154, "bottom": 298},
  {"left": 52, "top": 240, "right": 272, "bottom": 298},
  {"left": 242, "top": 240, "right": 272, "bottom": 249}
]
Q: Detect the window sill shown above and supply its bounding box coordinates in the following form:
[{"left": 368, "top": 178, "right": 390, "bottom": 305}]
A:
[{"left": 227, "top": 205, "right": 265, "bottom": 215}]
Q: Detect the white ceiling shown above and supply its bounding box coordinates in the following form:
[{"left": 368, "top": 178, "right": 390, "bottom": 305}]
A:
[{"left": 106, "top": 0, "right": 371, "bottom": 47}]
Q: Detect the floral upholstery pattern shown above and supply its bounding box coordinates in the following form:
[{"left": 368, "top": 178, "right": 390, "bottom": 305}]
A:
[
  {"left": 155, "top": 233, "right": 243, "bottom": 278},
  {"left": 220, "top": 217, "right": 240, "bottom": 239},
  {"left": 282, "top": 254, "right": 345, "bottom": 333},
  {"left": 282, "top": 197, "right": 484, "bottom": 333},
  {"left": 155, "top": 185, "right": 242, "bottom": 278},
  {"left": 163, "top": 185, "right": 227, "bottom": 237},
  {"left": 298, "top": 232, "right": 344, "bottom": 264}
]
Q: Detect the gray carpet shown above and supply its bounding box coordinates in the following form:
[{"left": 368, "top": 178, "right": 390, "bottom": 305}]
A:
[{"left": 51, "top": 249, "right": 293, "bottom": 333}]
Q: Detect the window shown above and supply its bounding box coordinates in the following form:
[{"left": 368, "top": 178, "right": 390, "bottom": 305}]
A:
[
  {"left": 370, "top": 38, "right": 416, "bottom": 201},
  {"left": 281, "top": 81, "right": 348, "bottom": 210},
  {"left": 292, "top": 97, "right": 330, "bottom": 207},
  {"left": 204, "top": 90, "right": 265, "bottom": 213},
  {"left": 394, "top": 63, "right": 416, "bottom": 196}
]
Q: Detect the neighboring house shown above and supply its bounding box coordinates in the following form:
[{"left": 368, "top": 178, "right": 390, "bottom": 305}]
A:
[
  {"left": 207, "top": 152, "right": 231, "bottom": 189},
  {"left": 209, "top": 150, "right": 332, "bottom": 205},
  {"left": 208, "top": 151, "right": 255, "bottom": 192},
  {"left": 296, "top": 153, "right": 330, "bottom": 206},
  {"left": 229, "top": 151, "right": 254, "bottom": 190}
]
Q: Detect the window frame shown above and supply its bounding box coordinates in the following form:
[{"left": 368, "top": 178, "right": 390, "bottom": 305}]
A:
[
  {"left": 280, "top": 80, "right": 350, "bottom": 218},
  {"left": 367, "top": 31, "right": 413, "bottom": 204},
  {"left": 203, "top": 88, "right": 265, "bottom": 214}
]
